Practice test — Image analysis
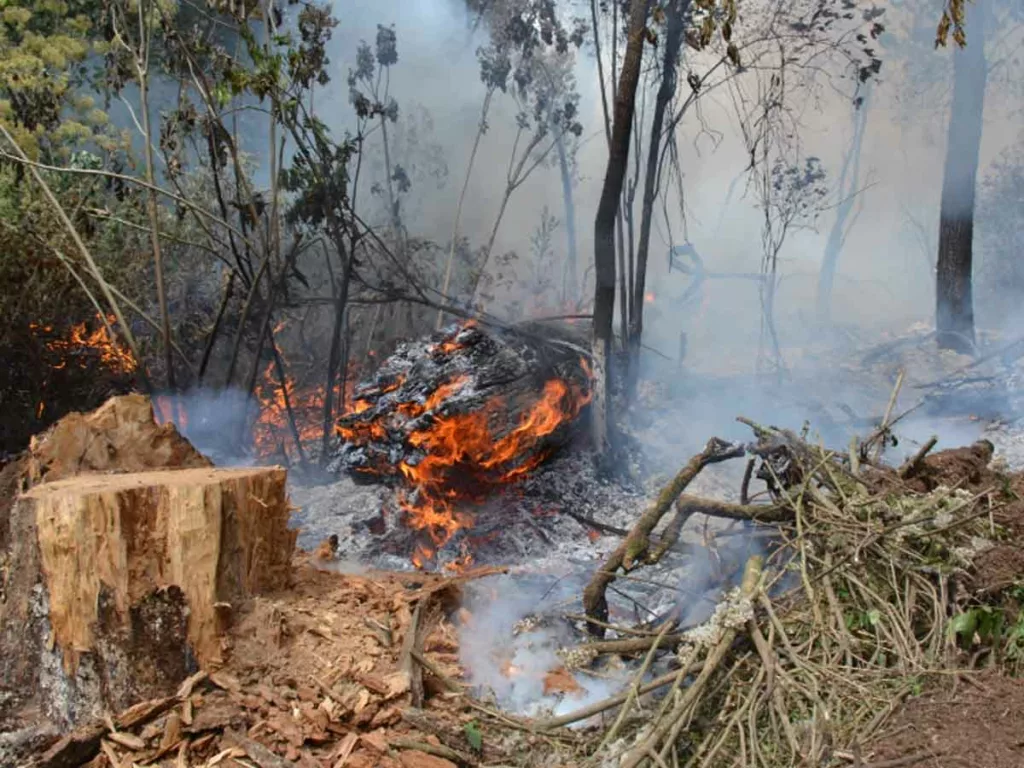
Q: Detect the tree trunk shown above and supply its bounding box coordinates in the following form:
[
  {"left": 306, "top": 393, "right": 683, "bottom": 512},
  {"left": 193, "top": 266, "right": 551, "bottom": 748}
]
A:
[
  {"left": 320, "top": 246, "right": 354, "bottom": 463},
  {"left": 592, "top": 0, "right": 652, "bottom": 454},
  {"left": 817, "top": 86, "right": 872, "bottom": 323},
  {"left": 935, "top": 9, "right": 987, "bottom": 353},
  {"left": 1, "top": 466, "right": 294, "bottom": 729},
  {"left": 438, "top": 89, "right": 494, "bottom": 329},
  {"left": 555, "top": 129, "right": 579, "bottom": 305},
  {"left": 626, "top": 0, "right": 686, "bottom": 395}
]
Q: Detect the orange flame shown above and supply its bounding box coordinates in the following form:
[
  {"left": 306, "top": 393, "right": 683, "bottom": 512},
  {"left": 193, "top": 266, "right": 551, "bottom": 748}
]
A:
[
  {"left": 31, "top": 313, "right": 137, "bottom": 374},
  {"left": 338, "top": 332, "right": 593, "bottom": 568}
]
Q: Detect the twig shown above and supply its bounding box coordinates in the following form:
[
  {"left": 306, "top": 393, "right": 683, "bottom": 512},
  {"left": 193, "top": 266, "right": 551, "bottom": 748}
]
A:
[
  {"left": 897, "top": 436, "right": 938, "bottom": 479},
  {"left": 409, "top": 649, "right": 463, "bottom": 694},
  {"left": 533, "top": 662, "right": 706, "bottom": 730},
  {"left": 621, "top": 556, "right": 763, "bottom": 768},
  {"left": 583, "top": 437, "right": 745, "bottom": 635},
  {"left": 400, "top": 600, "right": 425, "bottom": 707}
]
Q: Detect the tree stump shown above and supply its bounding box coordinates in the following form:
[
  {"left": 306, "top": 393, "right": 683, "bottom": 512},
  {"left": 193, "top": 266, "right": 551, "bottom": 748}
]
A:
[{"left": 0, "top": 466, "right": 295, "bottom": 729}]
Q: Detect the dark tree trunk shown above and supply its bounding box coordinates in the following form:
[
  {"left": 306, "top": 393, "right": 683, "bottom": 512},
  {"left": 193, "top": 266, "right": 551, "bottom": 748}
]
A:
[
  {"left": 626, "top": 0, "right": 686, "bottom": 395},
  {"left": 592, "top": 0, "right": 652, "bottom": 453},
  {"left": 817, "top": 86, "right": 871, "bottom": 323},
  {"left": 936, "top": 9, "right": 987, "bottom": 353},
  {"left": 319, "top": 250, "right": 354, "bottom": 464}
]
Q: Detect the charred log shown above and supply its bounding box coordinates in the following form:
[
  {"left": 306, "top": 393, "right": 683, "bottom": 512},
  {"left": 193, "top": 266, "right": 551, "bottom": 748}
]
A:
[{"left": 331, "top": 321, "right": 593, "bottom": 563}]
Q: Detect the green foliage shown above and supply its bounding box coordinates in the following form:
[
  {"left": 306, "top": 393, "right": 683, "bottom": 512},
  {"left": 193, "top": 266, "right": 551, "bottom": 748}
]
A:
[
  {"left": 0, "top": 0, "right": 116, "bottom": 159},
  {"left": 463, "top": 720, "right": 483, "bottom": 753}
]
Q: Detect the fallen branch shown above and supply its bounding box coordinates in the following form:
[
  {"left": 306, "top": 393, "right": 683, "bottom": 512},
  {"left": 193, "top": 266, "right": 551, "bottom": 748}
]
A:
[
  {"left": 620, "top": 555, "right": 763, "bottom": 768},
  {"left": 533, "top": 661, "right": 707, "bottom": 730},
  {"left": 582, "top": 437, "right": 745, "bottom": 635},
  {"left": 897, "top": 436, "right": 938, "bottom": 479}
]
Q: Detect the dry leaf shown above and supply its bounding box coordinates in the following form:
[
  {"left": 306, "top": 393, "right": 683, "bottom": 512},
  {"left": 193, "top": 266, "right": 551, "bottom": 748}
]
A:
[{"left": 543, "top": 667, "right": 583, "bottom": 695}]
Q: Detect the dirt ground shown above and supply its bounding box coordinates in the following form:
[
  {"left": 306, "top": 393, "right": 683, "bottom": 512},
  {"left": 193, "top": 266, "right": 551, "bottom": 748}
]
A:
[
  {"left": 865, "top": 445, "right": 1024, "bottom": 768},
  {"left": 869, "top": 671, "right": 1024, "bottom": 768}
]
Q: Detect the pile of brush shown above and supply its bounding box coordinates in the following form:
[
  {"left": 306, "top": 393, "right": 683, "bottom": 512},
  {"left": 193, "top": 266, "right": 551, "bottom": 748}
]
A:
[
  {"left": 509, "top": 419, "right": 1019, "bottom": 767},
  {"left": 330, "top": 320, "right": 592, "bottom": 486}
]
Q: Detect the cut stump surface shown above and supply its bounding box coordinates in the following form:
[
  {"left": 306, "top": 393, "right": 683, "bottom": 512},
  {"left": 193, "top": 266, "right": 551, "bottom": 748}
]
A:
[{"left": 1, "top": 466, "right": 295, "bottom": 729}]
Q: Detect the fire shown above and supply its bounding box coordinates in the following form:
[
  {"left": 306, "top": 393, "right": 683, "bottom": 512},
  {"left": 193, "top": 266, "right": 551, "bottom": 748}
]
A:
[
  {"left": 337, "top": 324, "right": 593, "bottom": 569},
  {"left": 30, "top": 313, "right": 137, "bottom": 374},
  {"left": 645, "top": 291, "right": 655, "bottom": 304}
]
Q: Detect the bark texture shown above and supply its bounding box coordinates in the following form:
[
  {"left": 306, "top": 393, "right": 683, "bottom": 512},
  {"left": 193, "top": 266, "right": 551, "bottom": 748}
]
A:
[
  {"left": 936, "top": 11, "right": 987, "bottom": 353},
  {"left": 0, "top": 466, "right": 294, "bottom": 729}
]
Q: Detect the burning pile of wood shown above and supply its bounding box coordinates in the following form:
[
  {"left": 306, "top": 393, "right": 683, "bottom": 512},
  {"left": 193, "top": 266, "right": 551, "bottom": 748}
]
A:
[{"left": 332, "top": 320, "right": 593, "bottom": 566}]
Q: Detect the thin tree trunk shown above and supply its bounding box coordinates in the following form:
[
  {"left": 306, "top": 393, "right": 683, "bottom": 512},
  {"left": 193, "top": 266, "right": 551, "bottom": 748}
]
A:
[
  {"left": 817, "top": 86, "right": 871, "bottom": 323},
  {"left": 138, "top": 0, "right": 174, "bottom": 390},
  {"left": 617, "top": 207, "right": 629, "bottom": 344},
  {"left": 319, "top": 249, "right": 354, "bottom": 463},
  {"left": 592, "top": 0, "right": 652, "bottom": 455},
  {"left": 555, "top": 129, "right": 578, "bottom": 304},
  {"left": 627, "top": 1, "right": 686, "bottom": 395},
  {"left": 438, "top": 89, "right": 494, "bottom": 328},
  {"left": 197, "top": 270, "right": 235, "bottom": 385},
  {"left": 935, "top": 8, "right": 987, "bottom": 353}
]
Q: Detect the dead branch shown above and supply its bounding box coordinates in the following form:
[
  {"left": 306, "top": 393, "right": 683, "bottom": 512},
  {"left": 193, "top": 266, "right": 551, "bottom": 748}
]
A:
[
  {"left": 534, "top": 661, "right": 707, "bottom": 730},
  {"left": 583, "top": 437, "right": 745, "bottom": 636},
  {"left": 675, "top": 494, "right": 793, "bottom": 523},
  {"left": 620, "top": 555, "right": 763, "bottom": 768},
  {"left": 898, "top": 436, "right": 939, "bottom": 479}
]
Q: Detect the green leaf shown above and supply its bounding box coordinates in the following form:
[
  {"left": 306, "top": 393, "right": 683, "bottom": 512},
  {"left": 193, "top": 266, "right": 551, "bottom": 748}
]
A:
[
  {"left": 464, "top": 721, "right": 483, "bottom": 753},
  {"left": 866, "top": 609, "right": 881, "bottom": 627},
  {"left": 950, "top": 610, "right": 978, "bottom": 641}
]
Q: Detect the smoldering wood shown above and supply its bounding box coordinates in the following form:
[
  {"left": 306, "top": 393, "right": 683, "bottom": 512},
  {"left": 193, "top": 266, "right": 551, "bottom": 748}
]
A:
[{"left": 332, "top": 320, "right": 592, "bottom": 484}]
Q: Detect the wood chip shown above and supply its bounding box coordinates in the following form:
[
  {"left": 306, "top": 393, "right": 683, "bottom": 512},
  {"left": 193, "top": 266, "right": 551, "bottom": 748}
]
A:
[
  {"left": 116, "top": 696, "right": 178, "bottom": 730},
  {"left": 99, "top": 740, "right": 123, "bottom": 768},
  {"left": 209, "top": 671, "right": 242, "bottom": 694},
  {"left": 359, "top": 730, "right": 389, "bottom": 754},
  {"left": 106, "top": 731, "right": 146, "bottom": 751},
  {"left": 160, "top": 712, "right": 183, "bottom": 751},
  {"left": 177, "top": 670, "right": 208, "bottom": 700},
  {"left": 331, "top": 732, "right": 359, "bottom": 768},
  {"left": 397, "top": 750, "right": 459, "bottom": 768},
  {"left": 222, "top": 728, "right": 293, "bottom": 768}
]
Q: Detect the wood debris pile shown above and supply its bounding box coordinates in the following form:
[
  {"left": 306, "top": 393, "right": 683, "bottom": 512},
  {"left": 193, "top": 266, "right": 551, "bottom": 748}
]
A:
[{"left": 24, "top": 558, "right": 554, "bottom": 768}]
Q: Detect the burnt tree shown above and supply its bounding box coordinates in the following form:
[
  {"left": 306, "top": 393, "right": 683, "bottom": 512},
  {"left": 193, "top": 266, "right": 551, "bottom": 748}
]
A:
[
  {"left": 627, "top": 0, "right": 688, "bottom": 395},
  {"left": 592, "top": 0, "right": 652, "bottom": 453},
  {"left": 935, "top": 5, "right": 987, "bottom": 353}
]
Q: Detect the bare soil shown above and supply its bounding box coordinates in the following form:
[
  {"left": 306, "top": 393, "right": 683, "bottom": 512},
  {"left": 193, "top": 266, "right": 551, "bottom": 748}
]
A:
[{"left": 869, "top": 671, "right": 1024, "bottom": 768}]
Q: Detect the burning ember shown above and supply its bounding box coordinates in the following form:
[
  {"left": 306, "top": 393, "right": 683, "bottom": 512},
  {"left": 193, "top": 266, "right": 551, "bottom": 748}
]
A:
[{"left": 334, "top": 321, "right": 593, "bottom": 568}]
